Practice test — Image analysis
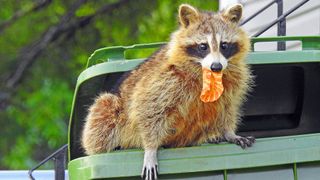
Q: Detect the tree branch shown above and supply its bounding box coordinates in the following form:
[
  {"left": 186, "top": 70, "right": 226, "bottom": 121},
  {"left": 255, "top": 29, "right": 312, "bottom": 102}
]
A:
[
  {"left": 5, "top": 0, "right": 88, "bottom": 89},
  {"left": 0, "top": 0, "right": 52, "bottom": 34},
  {"left": 0, "top": 0, "right": 131, "bottom": 110}
]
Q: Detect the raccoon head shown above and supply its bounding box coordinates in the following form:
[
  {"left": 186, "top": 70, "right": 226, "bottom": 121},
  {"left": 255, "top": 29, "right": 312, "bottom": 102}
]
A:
[{"left": 168, "top": 4, "right": 250, "bottom": 72}]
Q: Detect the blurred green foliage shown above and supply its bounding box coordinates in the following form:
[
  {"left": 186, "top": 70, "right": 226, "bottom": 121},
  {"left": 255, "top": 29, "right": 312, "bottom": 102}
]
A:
[{"left": 0, "top": 0, "right": 218, "bottom": 169}]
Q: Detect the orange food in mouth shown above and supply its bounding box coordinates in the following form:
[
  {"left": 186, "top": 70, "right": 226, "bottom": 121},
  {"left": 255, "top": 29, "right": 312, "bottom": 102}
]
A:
[{"left": 200, "top": 68, "right": 224, "bottom": 102}]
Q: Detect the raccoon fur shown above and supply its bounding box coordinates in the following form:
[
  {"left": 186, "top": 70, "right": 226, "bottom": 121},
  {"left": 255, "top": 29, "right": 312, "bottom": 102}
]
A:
[{"left": 82, "top": 4, "right": 254, "bottom": 180}]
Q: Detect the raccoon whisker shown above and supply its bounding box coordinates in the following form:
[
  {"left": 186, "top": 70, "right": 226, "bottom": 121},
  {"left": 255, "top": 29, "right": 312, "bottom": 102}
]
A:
[
  {"left": 227, "top": 63, "right": 239, "bottom": 68},
  {"left": 187, "top": 66, "right": 201, "bottom": 80},
  {"left": 227, "top": 67, "right": 241, "bottom": 73},
  {"left": 190, "top": 71, "right": 199, "bottom": 81},
  {"left": 227, "top": 66, "right": 240, "bottom": 71},
  {"left": 227, "top": 64, "right": 241, "bottom": 72}
]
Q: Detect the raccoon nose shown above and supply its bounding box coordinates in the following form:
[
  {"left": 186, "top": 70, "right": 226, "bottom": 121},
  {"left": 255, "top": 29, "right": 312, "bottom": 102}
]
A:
[{"left": 210, "top": 62, "right": 223, "bottom": 72}]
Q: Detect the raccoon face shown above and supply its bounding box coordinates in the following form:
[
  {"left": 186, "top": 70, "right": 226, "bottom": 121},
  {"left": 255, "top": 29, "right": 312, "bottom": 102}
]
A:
[{"left": 173, "top": 4, "right": 248, "bottom": 72}]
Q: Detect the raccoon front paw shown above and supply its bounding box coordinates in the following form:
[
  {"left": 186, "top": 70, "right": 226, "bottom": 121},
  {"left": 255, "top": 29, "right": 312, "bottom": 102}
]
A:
[
  {"left": 224, "top": 132, "right": 255, "bottom": 149},
  {"left": 141, "top": 149, "right": 158, "bottom": 180},
  {"left": 232, "top": 136, "right": 255, "bottom": 149},
  {"left": 141, "top": 164, "right": 158, "bottom": 180}
]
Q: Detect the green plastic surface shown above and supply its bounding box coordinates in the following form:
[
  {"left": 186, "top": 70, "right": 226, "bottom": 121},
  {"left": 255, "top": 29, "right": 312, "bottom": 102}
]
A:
[
  {"left": 68, "top": 36, "right": 320, "bottom": 179},
  {"left": 69, "top": 133, "right": 320, "bottom": 179},
  {"left": 86, "top": 42, "right": 165, "bottom": 67}
]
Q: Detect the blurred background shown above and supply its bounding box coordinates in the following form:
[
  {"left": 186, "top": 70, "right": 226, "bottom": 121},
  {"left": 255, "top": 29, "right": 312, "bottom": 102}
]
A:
[
  {"left": 0, "top": 0, "right": 219, "bottom": 170},
  {"left": 0, "top": 0, "right": 318, "bottom": 170}
]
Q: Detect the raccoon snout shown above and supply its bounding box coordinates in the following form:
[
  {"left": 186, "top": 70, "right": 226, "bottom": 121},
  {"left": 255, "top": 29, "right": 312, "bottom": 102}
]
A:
[{"left": 210, "top": 62, "right": 223, "bottom": 72}]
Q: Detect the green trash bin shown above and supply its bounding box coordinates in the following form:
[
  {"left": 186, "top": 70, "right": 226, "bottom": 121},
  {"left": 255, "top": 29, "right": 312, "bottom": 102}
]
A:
[{"left": 68, "top": 36, "right": 320, "bottom": 180}]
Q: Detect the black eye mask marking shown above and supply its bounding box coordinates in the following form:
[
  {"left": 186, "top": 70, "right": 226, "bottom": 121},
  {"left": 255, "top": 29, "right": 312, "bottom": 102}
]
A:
[
  {"left": 220, "top": 42, "right": 239, "bottom": 59},
  {"left": 186, "top": 43, "right": 210, "bottom": 59}
]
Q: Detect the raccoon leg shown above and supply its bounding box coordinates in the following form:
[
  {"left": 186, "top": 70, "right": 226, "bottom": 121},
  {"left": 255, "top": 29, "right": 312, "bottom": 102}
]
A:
[
  {"left": 207, "top": 136, "right": 226, "bottom": 144},
  {"left": 135, "top": 109, "right": 170, "bottom": 180},
  {"left": 140, "top": 128, "right": 163, "bottom": 180},
  {"left": 81, "top": 93, "right": 122, "bottom": 155},
  {"left": 223, "top": 131, "right": 255, "bottom": 149},
  {"left": 217, "top": 101, "right": 255, "bottom": 149}
]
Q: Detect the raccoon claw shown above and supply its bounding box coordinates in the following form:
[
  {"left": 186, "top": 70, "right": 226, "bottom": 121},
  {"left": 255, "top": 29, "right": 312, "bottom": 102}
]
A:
[
  {"left": 141, "top": 164, "right": 158, "bottom": 180},
  {"left": 141, "top": 149, "right": 158, "bottom": 180},
  {"left": 224, "top": 132, "right": 255, "bottom": 149},
  {"left": 232, "top": 136, "right": 255, "bottom": 149}
]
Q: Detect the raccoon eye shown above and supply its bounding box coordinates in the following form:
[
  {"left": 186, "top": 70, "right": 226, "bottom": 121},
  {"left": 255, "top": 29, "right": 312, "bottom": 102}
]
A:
[
  {"left": 198, "top": 43, "right": 208, "bottom": 51},
  {"left": 220, "top": 42, "right": 228, "bottom": 50},
  {"left": 219, "top": 42, "right": 239, "bottom": 59}
]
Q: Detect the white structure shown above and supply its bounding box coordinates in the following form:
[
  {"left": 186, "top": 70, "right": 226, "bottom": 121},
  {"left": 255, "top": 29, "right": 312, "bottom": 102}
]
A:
[
  {"left": 0, "top": 170, "right": 68, "bottom": 180},
  {"left": 220, "top": 0, "right": 320, "bottom": 50}
]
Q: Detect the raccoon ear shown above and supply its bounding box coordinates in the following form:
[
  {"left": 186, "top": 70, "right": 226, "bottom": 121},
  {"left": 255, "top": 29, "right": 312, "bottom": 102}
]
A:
[
  {"left": 222, "top": 4, "right": 243, "bottom": 23},
  {"left": 179, "top": 4, "right": 199, "bottom": 28}
]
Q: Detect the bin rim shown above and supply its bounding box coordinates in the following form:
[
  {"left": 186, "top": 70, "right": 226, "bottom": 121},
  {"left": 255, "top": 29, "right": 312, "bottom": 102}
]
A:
[
  {"left": 85, "top": 36, "right": 320, "bottom": 68},
  {"left": 68, "top": 133, "right": 320, "bottom": 179}
]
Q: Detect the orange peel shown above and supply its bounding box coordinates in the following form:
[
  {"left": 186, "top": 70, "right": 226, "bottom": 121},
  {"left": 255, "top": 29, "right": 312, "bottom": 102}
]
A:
[{"left": 200, "top": 68, "right": 224, "bottom": 102}]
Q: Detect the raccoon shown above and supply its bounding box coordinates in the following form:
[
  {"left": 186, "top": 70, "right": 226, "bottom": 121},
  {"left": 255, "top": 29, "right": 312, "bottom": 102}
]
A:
[{"left": 82, "top": 4, "right": 254, "bottom": 180}]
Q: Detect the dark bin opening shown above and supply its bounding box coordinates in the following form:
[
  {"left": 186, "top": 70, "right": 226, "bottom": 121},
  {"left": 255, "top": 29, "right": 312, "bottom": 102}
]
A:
[
  {"left": 239, "top": 65, "right": 304, "bottom": 132},
  {"left": 70, "top": 62, "right": 320, "bottom": 160},
  {"left": 239, "top": 63, "right": 320, "bottom": 138}
]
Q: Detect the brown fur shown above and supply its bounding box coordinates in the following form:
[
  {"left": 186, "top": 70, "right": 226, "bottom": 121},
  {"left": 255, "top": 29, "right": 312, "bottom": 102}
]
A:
[{"left": 82, "top": 4, "right": 252, "bottom": 155}]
